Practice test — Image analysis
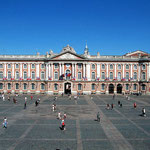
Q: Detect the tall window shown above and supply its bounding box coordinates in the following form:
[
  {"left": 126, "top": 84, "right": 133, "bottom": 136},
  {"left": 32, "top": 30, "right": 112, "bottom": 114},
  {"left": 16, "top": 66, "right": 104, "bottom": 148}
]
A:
[
  {"left": 78, "top": 84, "right": 82, "bottom": 90},
  {"left": 126, "top": 84, "right": 129, "bottom": 90},
  {"left": 133, "top": 84, "right": 137, "bottom": 90},
  {"left": 54, "top": 84, "right": 58, "bottom": 90},
  {"left": 102, "top": 72, "right": 105, "bottom": 79},
  {"left": 8, "top": 71, "right": 11, "bottom": 79},
  {"left": 134, "top": 65, "right": 137, "bottom": 70},
  {"left": 101, "top": 84, "right": 105, "bottom": 90},
  {"left": 142, "top": 64, "right": 146, "bottom": 70},
  {"left": 0, "top": 71, "right": 3, "bottom": 79},
  {"left": 118, "top": 64, "right": 121, "bottom": 70},
  {"left": 110, "top": 64, "right": 113, "bottom": 70},
  {"left": 24, "top": 83, "right": 27, "bottom": 90},
  {"left": 126, "top": 64, "right": 129, "bottom": 70},
  {"left": 31, "top": 83, "right": 35, "bottom": 90},
  {"left": 41, "top": 72, "right": 45, "bottom": 80},
  {"left": 92, "top": 72, "right": 95, "bottom": 80},
  {"left": 110, "top": 72, "right": 113, "bottom": 79},
  {"left": 41, "top": 83, "right": 45, "bottom": 90},
  {"left": 54, "top": 63, "right": 58, "bottom": 69},
  {"left": 92, "top": 64, "right": 95, "bottom": 70},
  {"left": 41, "top": 64, "right": 45, "bottom": 69},
  {"left": 66, "top": 69, "right": 71, "bottom": 80},
  {"left": 15, "top": 71, "right": 19, "bottom": 80},
  {"left": 54, "top": 72, "right": 58, "bottom": 80},
  {"left": 133, "top": 72, "right": 137, "bottom": 80},
  {"left": 142, "top": 84, "right": 146, "bottom": 90},
  {"left": 23, "top": 64, "right": 27, "bottom": 69},
  {"left": 15, "top": 64, "right": 19, "bottom": 69},
  {"left": 78, "top": 64, "right": 82, "bottom": 69},
  {"left": 102, "top": 64, "right": 105, "bottom": 69},
  {"left": 126, "top": 72, "right": 129, "bottom": 79},
  {"left": 0, "top": 83, "right": 3, "bottom": 89},
  {"left": 0, "top": 64, "right": 3, "bottom": 68},
  {"left": 16, "top": 83, "right": 19, "bottom": 90},
  {"left": 118, "top": 72, "right": 121, "bottom": 80},
  {"left": 91, "top": 84, "right": 95, "bottom": 90},
  {"left": 31, "top": 64, "right": 35, "bottom": 69},
  {"left": 23, "top": 71, "right": 27, "bottom": 79},
  {"left": 31, "top": 72, "right": 35, "bottom": 80},
  {"left": 8, "top": 83, "right": 11, "bottom": 89},
  {"left": 78, "top": 72, "right": 82, "bottom": 80},
  {"left": 142, "top": 72, "right": 146, "bottom": 80},
  {"left": 8, "top": 64, "right": 11, "bottom": 69}
]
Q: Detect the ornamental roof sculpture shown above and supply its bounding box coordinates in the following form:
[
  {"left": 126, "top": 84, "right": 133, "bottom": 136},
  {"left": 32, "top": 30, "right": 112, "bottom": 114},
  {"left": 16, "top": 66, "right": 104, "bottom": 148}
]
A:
[{"left": 61, "top": 44, "right": 76, "bottom": 54}]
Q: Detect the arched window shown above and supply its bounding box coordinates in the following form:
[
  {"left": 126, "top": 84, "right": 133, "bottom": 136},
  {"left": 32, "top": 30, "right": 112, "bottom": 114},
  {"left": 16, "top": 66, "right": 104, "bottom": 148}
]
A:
[
  {"left": 31, "top": 64, "right": 35, "bottom": 69},
  {"left": 142, "top": 64, "right": 146, "bottom": 70},
  {"left": 0, "top": 64, "right": 3, "bottom": 68},
  {"left": 126, "top": 64, "right": 129, "bottom": 69},
  {"left": 91, "top": 84, "right": 95, "bottom": 90},
  {"left": 92, "top": 72, "right": 95, "bottom": 80},
  {"left": 118, "top": 64, "right": 121, "bottom": 70},
  {"left": 142, "top": 72, "right": 146, "bottom": 80},
  {"left": 102, "top": 64, "right": 105, "bottom": 69},
  {"left": 102, "top": 72, "right": 105, "bottom": 80},
  {"left": 15, "top": 71, "right": 19, "bottom": 80},
  {"left": 41, "top": 71, "right": 45, "bottom": 80},
  {"left": 41, "top": 83, "right": 45, "bottom": 90},
  {"left": 92, "top": 64, "right": 95, "bottom": 70},
  {"left": 24, "top": 83, "right": 27, "bottom": 90},
  {"left": 133, "top": 72, "right": 137, "bottom": 80},
  {"left": 54, "top": 72, "right": 58, "bottom": 80},
  {"left": 0, "top": 71, "right": 3, "bottom": 79},
  {"left": 142, "top": 84, "right": 146, "bottom": 90},
  {"left": 31, "top": 83, "right": 35, "bottom": 90},
  {"left": 8, "top": 71, "right": 11, "bottom": 79},
  {"left": 78, "top": 72, "right": 82, "bottom": 80},
  {"left": 54, "top": 83, "right": 58, "bottom": 90},
  {"left": 31, "top": 72, "right": 35, "bottom": 80},
  {"left": 23, "top": 71, "right": 27, "bottom": 79},
  {"left": 126, "top": 84, "right": 129, "bottom": 90},
  {"left": 134, "top": 65, "right": 137, "bottom": 70},
  {"left": 133, "top": 84, "right": 137, "bottom": 90},
  {"left": 118, "top": 72, "right": 121, "bottom": 80},
  {"left": 16, "top": 83, "right": 19, "bottom": 90},
  {"left": 101, "top": 84, "right": 105, "bottom": 90},
  {"left": 110, "top": 72, "right": 113, "bottom": 79},
  {"left": 8, "top": 83, "right": 11, "bottom": 89},
  {"left": 110, "top": 64, "right": 113, "bottom": 70},
  {"left": 78, "top": 84, "right": 82, "bottom": 90},
  {"left": 126, "top": 72, "right": 129, "bottom": 79},
  {"left": 0, "top": 83, "right": 3, "bottom": 89}
]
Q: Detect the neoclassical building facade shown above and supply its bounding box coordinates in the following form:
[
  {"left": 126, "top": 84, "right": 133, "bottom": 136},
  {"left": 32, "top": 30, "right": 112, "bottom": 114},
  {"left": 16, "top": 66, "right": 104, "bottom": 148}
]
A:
[{"left": 0, "top": 45, "right": 150, "bottom": 95}]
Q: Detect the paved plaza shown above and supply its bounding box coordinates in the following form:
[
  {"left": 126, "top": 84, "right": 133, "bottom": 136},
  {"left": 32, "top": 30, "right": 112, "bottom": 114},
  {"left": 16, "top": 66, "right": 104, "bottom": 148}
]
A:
[{"left": 0, "top": 94, "right": 150, "bottom": 150}]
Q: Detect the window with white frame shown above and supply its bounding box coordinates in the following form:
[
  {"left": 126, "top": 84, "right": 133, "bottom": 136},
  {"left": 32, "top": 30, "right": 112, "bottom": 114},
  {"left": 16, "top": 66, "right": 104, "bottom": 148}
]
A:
[
  {"left": 31, "top": 64, "right": 35, "bottom": 69},
  {"left": 41, "top": 72, "right": 45, "bottom": 80},
  {"left": 8, "top": 71, "right": 11, "bottom": 79},
  {"left": 101, "top": 84, "right": 105, "bottom": 90},
  {"left": 31, "top": 83, "right": 35, "bottom": 90},
  {"left": 92, "top": 64, "right": 95, "bottom": 70},
  {"left": 118, "top": 64, "right": 121, "bottom": 70},
  {"left": 91, "top": 84, "right": 95, "bottom": 90},
  {"left": 0, "top": 83, "right": 3, "bottom": 89},
  {"left": 102, "top": 72, "right": 105, "bottom": 79},
  {"left": 54, "top": 63, "right": 58, "bottom": 69},
  {"left": 118, "top": 72, "right": 121, "bottom": 80},
  {"left": 133, "top": 84, "right": 137, "bottom": 90},
  {"left": 110, "top": 64, "right": 113, "bottom": 70},
  {"left": 15, "top": 64, "right": 19, "bottom": 69},
  {"left": 31, "top": 72, "right": 35, "bottom": 80},
  {"left": 24, "top": 83, "right": 27, "bottom": 90},
  {"left": 0, "top": 71, "right": 3, "bottom": 79},
  {"left": 54, "top": 72, "right": 58, "bottom": 80},
  {"left": 8, "top": 83, "right": 11, "bottom": 89},
  {"left": 23, "top": 64, "right": 27, "bottom": 69},
  {"left": 78, "top": 72, "right": 82, "bottom": 80},
  {"left": 16, "top": 83, "right": 19, "bottom": 90},
  {"left": 142, "top": 64, "right": 146, "bottom": 70},
  {"left": 126, "top": 84, "right": 129, "bottom": 90},
  {"left": 78, "top": 84, "right": 82, "bottom": 90},
  {"left": 23, "top": 71, "right": 27, "bottom": 79},
  {"left": 78, "top": 64, "right": 82, "bottom": 69},
  {"left": 142, "top": 84, "right": 146, "bottom": 90},
  {"left": 8, "top": 64, "right": 11, "bottom": 69},
  {"left": 41, "top": 64, "right": 45, "bottom": 69},
  {"left": 133, "top": 72, "right": 137, "bottom": 80},
  {"left": 134, "top": 64, "right": 137, "bottom": 70},
  {"left": 142, "top": 72, "right": 146, "bottom": 80},
  {"left": 15, "top": 71, "right": 19, "bottom": 80},
  {"left": 126, "top": 64, "right": 129, "bottom": 70},
  {"left": 0, "top": 64, "right": 3, "bottom": 68},
  {"left": 92, "top": 72, "right": 95, "bottom": 80},
  {"left": 41, "top": 83, "right": 45, "bottom": 90},
  {"left": 54, "top": 84, "right": 58, "bottom": 90},
  {"left": 66, "top": 63, "right": 70, "bottom": 67},
  {"left": 126, "top": 72, "right": 129, "bottom": 79},
  {"left": 102, "top": 64, "right": 105, "bottom": 69},
  {"left": 110, "top": 72, "right": 113, "bottom": 79}
]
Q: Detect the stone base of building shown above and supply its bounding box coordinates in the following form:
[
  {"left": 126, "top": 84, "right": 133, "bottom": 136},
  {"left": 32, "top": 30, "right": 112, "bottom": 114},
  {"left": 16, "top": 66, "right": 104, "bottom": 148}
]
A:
[
  {"left": 96, "top": 91, "right": 100, "bottom": 94},
  {"left": 72, "top": 91, "right": 77, "bottom": 95},
  {"left": 83, "top": 91, "right": 91, "bottom": 95},
  {"left": 59, "top": 91, "right": 63, "bottom": 95},
  {"left": 35, "top": 91, "right": 40, "bottom": 94},
  {"left": 46, "top": 91, "right": 53, "bottom": 95}
]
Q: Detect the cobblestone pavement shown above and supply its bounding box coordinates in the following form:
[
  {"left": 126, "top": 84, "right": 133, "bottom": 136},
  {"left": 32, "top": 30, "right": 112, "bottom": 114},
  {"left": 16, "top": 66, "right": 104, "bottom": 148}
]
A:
[{"left": 0, "top": 94, "right": 150, "bottom": 150}]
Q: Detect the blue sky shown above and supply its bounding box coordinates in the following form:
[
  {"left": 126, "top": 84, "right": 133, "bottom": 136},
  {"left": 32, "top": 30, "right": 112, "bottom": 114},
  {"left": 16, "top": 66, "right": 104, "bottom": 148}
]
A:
[{"left": 0, "top": 0, "right": 150, "bottom": 55}]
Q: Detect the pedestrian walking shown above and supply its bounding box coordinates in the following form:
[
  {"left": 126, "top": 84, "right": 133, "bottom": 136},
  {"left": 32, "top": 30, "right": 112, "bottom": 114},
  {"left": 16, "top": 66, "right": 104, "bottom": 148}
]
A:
[
  {"left": 127, "top": 96, "right": 130, "bottom": 101},
  {"left": 3, "top": 117, "right": 8, "bottom": 128},
  {"left": 97, "top": 112, "right": 100, "bottom": 122},
  {"left": 52, "top": 104, "right": 55, "bottom": 112},
  {"left": 35, "top": 100, "right": 38, "bottom": 107},
  {"left": 8, "top": 96, "right": 10, "bottom": 101},
  {"left": 64, "top": 113, "right": 67, "bottom": 119},
  {"left": 61, "top": 119, "right": 66, "bottom": 130},
  {"left": 2, "top": 94, "right": 5, "bottom": 101},
  {"left": 24, "top": 97, "right": 27, "bottom": 109},
  {"left": 142, "top": 108, "right": 146, "bottom": 117},
  {"left": 106, "top": 104, "right": 110, "bottom": 110},
  {"left": 31, "top": 96, "right": 33, "bottom": 100},
  {"left": 134, "top": 102, "right": 137, "bottom": 109},
  {"left": 58, "top": 112, "right": 61, "bottom": 119},
  {"left": 13, "top": 97, "right": 17, "bottom": 104},
  {"left": 111, "top": 103, "right": 114, "bottom": 109},
  {"left": 120, "top": 103, "right": 122, "bottom": 107},
  {"left": 113, "top": 94, "right": 115, "bottom": 99},
  {"left": 118, "top": 101, "right": 120, "bottom": 106}
]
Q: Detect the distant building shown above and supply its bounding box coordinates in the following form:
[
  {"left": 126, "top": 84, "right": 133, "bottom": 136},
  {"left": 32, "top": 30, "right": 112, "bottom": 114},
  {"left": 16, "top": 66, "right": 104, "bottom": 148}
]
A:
[{"left": 0, "top": 44, "right": 150, "bottom": 95}]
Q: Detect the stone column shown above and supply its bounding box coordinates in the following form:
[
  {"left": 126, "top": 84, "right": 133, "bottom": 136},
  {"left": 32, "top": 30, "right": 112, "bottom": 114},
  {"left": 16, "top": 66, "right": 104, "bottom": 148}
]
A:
[
  {"left": 51, "top": 63, "right": 53, "bottom": 80},
  {"left": 28, "top": 63, "right": 30, "bottom": 78},
  {"left": 123, "top": 64, "right": 125, "bottom": 78},
  {"left": 130, "top": 64, "right": 133, "bottom": 79},
  {"left": 138, "top": 64, "right": 141, "bottom": 81},
  {"left": 59, "top": 63, "right": 62, "bottom": 76},
  {"left": 86, "top": 63, "right": 90, "bottom": 80},
  {"left": 75, "top": 63, "right": 77, "bottom": 79},
  {"left": 85, "top": 63, "right": 87, "bottom": 78},
  {"left": 46, "top": 64, "right": 48, "bottom": 80},
  {"left": 97, "top": 63, "right": 100, "bottom": 78},
  {"left": 83, "top": 63, "right": 85, "bottom": 78},
  {"left": 147, "top": 63, "right": 149, "bottom": 81},
  {"left": 106, "top": 64, "right": 108, "bottom": 78},
  {"left": 72, "top": 63, "right": 74, "bottom": 77},
  {"left": 12, "top": 63, "right": 15, "bottom": 78},
  {"left": 20, "top": 63, "right": 22, "bottom": 78},
  {"left": 115, "top": 64, "right": 116, "bottom": 78},
  {"left": 4, "top": 63, "right": 6, "bottom": 77},
  {"left": 36, "top": 63, "right": 39, "bottom": 78},
  {"left": 48, "top": 64, "right": 50, "bottom": 78},
  {"left": 62, "top": 63, "right": 64, "bottom": 75}
]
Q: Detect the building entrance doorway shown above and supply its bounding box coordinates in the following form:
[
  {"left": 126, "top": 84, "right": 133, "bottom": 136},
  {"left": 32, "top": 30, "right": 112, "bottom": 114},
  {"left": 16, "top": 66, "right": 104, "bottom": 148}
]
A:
[
  {"left": 109, "top": 84, "right": 114, "bottom": 94},
  {"left": 117, "top": 84, "right": 122, "bottom": 94},
  {"left": 64, "top": 82, "right": 71, "bottom": 94}
]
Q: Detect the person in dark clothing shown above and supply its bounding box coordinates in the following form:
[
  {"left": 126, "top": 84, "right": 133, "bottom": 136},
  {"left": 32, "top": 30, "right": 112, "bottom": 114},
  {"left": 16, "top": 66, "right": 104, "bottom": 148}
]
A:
[
  {"left": 97, "top": 112, "right": 100, "bottom": 122},
  {"left": 111, "top": 103, "right": 114, "bottom": 109}
]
